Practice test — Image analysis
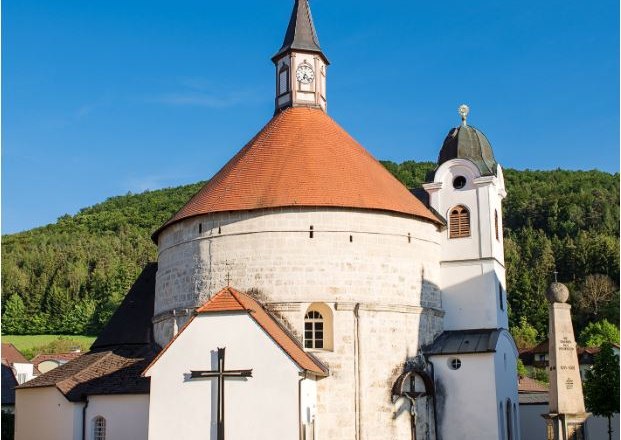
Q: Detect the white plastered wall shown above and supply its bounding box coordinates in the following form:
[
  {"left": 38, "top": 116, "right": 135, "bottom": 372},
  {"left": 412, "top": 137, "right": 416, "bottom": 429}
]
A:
[
  {"left": 275, "top": 51, "right": 327, "bottom": 111},
  {"left": 12, "top": 362, "right": 34, "bottom": 384},
  {"left": 15, "top": 387, "right": 81, "bottom": 440},
  {"left": 431, "top": 352, "right": 500, "bottom": 440},
  {"left": 146, "top": 312, "right": 312, "bottom": 440},
  {"left": 425, "top": 159, "right": 508, "bottom": 330},
  {"left": 85, "top": 394, "right": 149, "bottom": 440},
  {"left": 494, "top": 331, "right": 521, "bottom": 440}
]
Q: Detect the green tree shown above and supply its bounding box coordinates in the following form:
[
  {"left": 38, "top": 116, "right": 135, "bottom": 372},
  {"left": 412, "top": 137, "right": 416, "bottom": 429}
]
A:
[
  {"left": 584, "top": 343, "right": 620, "bottom": 440},
  {"left": 2, "top": 294, "right": 26, "bottom": 334},
  {"left": 510, "top": 316, "right": 539, "bottom": 349},
  {"left": 578, "top": 320, "right": 620, "bottom": 347}
]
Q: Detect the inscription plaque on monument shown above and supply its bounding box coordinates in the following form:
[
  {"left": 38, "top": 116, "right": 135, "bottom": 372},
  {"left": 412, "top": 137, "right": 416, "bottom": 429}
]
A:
[{"left": 542, "top": 281, "right": 589, "bottom": 440}]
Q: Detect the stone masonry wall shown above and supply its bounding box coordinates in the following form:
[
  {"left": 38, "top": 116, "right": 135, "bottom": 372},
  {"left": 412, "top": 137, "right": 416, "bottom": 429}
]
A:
[{"left": 154, "top": 207, "right": 444, "bottom": 439}]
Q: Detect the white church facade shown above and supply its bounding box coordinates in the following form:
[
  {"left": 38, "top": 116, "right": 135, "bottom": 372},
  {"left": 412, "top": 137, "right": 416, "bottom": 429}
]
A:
[{"left": 15, "top": 1, "right": 520, "bottom": 439}]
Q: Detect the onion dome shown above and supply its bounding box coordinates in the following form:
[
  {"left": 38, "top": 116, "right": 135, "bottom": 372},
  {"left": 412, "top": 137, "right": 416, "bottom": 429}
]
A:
[
  {"left": 546, "top": 282, "right": 570, "bottom": 303},
  {"left": 153, "top": 107, "right": 442, "bottom": 241},
  {"left": 437, "top": 105, "right": 497, "bottom": 176}
]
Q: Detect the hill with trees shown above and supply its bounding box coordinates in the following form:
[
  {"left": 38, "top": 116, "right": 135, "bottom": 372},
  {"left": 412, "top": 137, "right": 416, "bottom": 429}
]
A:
[{"left": 2, "top": 162, "right": 619, "bottom": 342}]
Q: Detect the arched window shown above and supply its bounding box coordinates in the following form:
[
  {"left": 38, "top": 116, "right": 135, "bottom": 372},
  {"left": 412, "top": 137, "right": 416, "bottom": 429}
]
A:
[
  {"left": 495, "top": 210, "right": 499, "bottom": 240},
  {"left": 499, "top": 282, "right": 504, "bottom": 311},
  {"left": 93, "top": 416, "right": 106, "bottom": 440},
  {"left": 303, "top": 303, "right": 333, "bottom": 351},
  {"left": 449, "top": 205, "right": 470, "bottom": 238},
  {"left": 304, "top": 311, "right": 324, "bottom": 349}
]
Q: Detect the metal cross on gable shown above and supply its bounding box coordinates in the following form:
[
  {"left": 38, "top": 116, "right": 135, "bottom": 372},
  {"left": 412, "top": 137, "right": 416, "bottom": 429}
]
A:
[{"left": 190, "top": 347, "right": 252, "bottom": 440}]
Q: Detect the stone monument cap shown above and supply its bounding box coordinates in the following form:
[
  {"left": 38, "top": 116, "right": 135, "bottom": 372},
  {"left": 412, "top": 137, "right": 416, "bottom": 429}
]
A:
[{"left": 546, "top": 281, "right": 570, "bottom": 303}]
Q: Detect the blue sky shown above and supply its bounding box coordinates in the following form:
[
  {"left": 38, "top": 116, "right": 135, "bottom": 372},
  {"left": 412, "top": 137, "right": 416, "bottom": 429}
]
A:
[{"left": 3, "top": 0, "right": 619, "bottom": 234}]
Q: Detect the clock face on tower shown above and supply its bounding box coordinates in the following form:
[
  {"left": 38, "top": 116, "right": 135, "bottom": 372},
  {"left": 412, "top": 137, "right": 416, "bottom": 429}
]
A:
[{"left": 296, "top": 64, "right": 314, "bottom": 84}]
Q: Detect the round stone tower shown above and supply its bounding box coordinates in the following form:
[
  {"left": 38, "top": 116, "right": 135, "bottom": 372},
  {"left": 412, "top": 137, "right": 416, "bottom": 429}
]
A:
[
  {"left": 151, "top": 107, "right": 445, "bottom": 438},
  {"left": 150, "top": 2, "right": 446, "bottom": 437}
]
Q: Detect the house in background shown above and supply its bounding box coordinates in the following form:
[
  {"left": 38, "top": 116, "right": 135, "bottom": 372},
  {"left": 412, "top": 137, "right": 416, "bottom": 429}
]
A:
[
  {"left": 1, "top": 344, "right": 36, "bottom": 414},
  {"left": 520, "top": 339, "right": 620, "bottom": 380},
  {"left": 31, "top": 350, "right": 82, "bottom": 374}
]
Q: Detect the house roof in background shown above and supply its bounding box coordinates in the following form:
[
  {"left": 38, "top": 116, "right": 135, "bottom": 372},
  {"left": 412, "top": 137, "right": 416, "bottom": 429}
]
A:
[
  {"left": 518, "top": 392, "right": 548, "bottom": 405},
  {"left": 1, "top": 343, "right": 30, "bottom": 366},
  {"left": 518, "top": 376, "right": 549, "bottom": 393},
  {"left": 17, "top": 345, "right": 157, "bottom": 402},
  {"left": 31, "top": 352, "right": 83, "bottom": 369}
]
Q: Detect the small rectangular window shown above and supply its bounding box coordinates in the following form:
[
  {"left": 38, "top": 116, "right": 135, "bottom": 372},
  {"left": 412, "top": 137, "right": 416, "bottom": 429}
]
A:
[
  {"left": 499, "top": 283, "right": 504, "bottom": 311},
  {"left": 279, "top": 69, "right": 289, "bottom": 95}
]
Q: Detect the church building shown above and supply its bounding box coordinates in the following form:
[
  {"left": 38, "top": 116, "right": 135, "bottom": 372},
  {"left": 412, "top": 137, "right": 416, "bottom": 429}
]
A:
[{"left": 15, "top": 1, "right": 520, "bottom": 439}]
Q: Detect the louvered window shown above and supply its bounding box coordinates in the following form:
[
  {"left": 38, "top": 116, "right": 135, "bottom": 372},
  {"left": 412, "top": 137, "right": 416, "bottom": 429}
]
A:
[
  {"left": 93, "top": 416, "right": 106, "bottom": 440},
  {"left": 495, "top": 210, "right": 499, "bottom": 240},
  {"left": 449, "top": 205, "right": 470, "bottom": 238},
  {"left": 304, "top": 310, "right": 324, "bottom": 349}
]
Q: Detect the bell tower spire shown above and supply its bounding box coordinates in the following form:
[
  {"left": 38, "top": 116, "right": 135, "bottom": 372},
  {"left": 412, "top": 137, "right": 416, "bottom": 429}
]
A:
[{"left": 272, "top": 0, "right": 329, "bottom": 113}]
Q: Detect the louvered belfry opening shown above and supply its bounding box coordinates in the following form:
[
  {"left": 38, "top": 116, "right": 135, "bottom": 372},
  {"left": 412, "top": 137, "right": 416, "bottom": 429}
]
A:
[{"left": 449, "top": 205, "right": 470, "bottom": 238}]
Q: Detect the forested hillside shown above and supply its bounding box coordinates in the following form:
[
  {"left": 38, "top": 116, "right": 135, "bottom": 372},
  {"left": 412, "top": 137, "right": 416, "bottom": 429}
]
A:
[{"left": 2, "top": 162, "right": 619, "bottom": 343}]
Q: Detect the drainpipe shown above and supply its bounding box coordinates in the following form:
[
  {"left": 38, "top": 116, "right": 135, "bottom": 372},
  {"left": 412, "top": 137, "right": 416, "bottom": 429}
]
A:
[
  {"left": 298, "top": 373, "right": 305, "bottom": 440},
  {"left": 425, "top": 358, "right": 440, "bottom": 440},
  {"left": 353, "top": 303, "right": 361, "bottom": 440},
  {"left": 81, "top": 395, "right": 89, "bottom": 440}
]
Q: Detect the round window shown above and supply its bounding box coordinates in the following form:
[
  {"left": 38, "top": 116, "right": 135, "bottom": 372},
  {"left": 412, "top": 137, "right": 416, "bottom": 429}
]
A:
[
  {"left": 449, "top": 358, "right": 462, "bottom": 370},
  {"left": 453, "top": 176, "right": 467, "bottom": 189}
]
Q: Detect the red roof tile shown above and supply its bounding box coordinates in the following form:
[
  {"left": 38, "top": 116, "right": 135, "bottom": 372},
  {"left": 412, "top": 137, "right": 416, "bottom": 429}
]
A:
[
  {"left": 1, "top": 343, "right": 30, "bottom": 366},
  {"left": 146, "top": 287, "right": 327, "bottom": 376},
  {"left": 196, "top": 288, "right": 246, "bottom": 313},
  {"left": 154, "top": 107, "right": 441, "bottom": 239},
  {"left": 30, "top": 352, "right": 82, "bottom": 369},
  {"left": 518, "top": 376, "right": 549, "bottom": 393}
]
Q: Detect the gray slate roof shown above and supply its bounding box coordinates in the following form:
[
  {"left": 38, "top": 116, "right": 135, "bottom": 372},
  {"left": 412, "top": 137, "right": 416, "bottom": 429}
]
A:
[
  {"left": 424, "top": 328, "right": 503, "bottom": 355},
  {"left": 272, "top": 0, "right": 328, "bottom": 63},
  {"left": 519, "top": 392, "right": 549, "bottom": 405},
  {"left": 91, "top": 263, "right": 157, "bottom": 350},
  {"left": 437, "top": 125, "right": 497, "bottom": 176}
]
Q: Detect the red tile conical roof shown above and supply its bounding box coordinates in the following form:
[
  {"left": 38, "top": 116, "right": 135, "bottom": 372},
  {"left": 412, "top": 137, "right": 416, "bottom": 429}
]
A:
[{"left": 154, "top": 107, "right": 440, "bottom": 239}]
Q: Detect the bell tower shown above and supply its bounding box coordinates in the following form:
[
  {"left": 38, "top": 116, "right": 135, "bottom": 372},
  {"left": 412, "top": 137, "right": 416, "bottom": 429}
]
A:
[
  {"left": 272, "top": 0, "right": 329, "bottom": 113},
  {"left": 423, "top": 105, "right": 508, "bottom": 331}
]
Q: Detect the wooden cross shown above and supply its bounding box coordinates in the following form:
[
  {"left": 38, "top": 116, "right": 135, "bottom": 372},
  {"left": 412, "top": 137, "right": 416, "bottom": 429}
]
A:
[{"left": 190, "top": 347, "right": 252, "bottom": 440}]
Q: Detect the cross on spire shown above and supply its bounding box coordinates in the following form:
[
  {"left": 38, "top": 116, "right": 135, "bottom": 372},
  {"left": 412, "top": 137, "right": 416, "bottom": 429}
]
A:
[{"left": 190, "top": 347, "right": 252, "bottom": 440}]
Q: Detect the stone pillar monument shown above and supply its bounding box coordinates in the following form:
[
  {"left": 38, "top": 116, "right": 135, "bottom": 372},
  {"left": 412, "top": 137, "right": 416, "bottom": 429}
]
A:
[{"left": 542, "top": 282, "right": 590, "bottom": 440}]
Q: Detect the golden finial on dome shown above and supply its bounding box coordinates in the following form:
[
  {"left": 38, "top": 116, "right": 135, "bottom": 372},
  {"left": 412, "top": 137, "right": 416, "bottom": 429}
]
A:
[{"left": 458, "top": 104, "right": 469, "bottom": 127}]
